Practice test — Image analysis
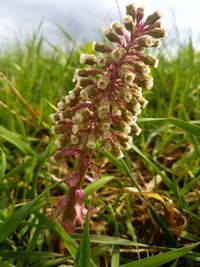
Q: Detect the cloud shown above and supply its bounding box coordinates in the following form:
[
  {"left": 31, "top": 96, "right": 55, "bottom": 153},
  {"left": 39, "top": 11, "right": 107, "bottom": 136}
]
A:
[{"left": 0, "top": 0, "right": 199, "bottom": 48}]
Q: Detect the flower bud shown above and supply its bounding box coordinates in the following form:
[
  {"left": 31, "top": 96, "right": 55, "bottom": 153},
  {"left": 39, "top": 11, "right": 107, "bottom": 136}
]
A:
[
  {"left": 147, "top": 28, "right": 166, "bottom": 38},
  {"left": 120, "top": 135, "right": 133, "bottom": 150},
  {"left": 65, "top": 95, "right": 71, "bottom": 104},
  {"left": 140, "top": 54, "right": 159, "bottom": 68},
  {"left": 123, "top": 70, "right": 136, "bottom": 85},
  {"left": 135, "top": 76, "right": 153, "bottom": 89},
  {"left": 123, "top": 15, "right": 135, "bottom": 32},
  {"left": 122, "top": 110, "right": 137, "bottom": 125},
  {"left": 59, "top": 110, "right": 69, "bottom": 120},
  {"left": 57, "top": 101, "right": 68, "bottom": 111},
  {"left": 52, "top": 124, "right": 67, "bottom": 134},
  {"left": 73, "top": 112, "right": 84, "bottom": 123},
  {"left": 126, "top": 3, "right": 136, "bottom": 21},
  {"left": 137, "top": 36, "right": 154, "bottom": 48},
  {"left": 50, "top": 112, "right": 60, "bottom": 122},
  {"left": 131, "top": 123, "right": 142, "bottom": 136},
  {"left": 144, "top": 11, "right": 162, "bottom": 26},
  {"left": 151, "top": 39, "right": 161, "bottom": 48},
  {"left": 97, "top": 76, "right": 110, "bottom": 90},
  {"left": 103, "top": 27, "right": 121, "bottom": 43},
  {"left": 102, "top": 122, "right": 111, "bottom": 132},
  {"left": 97, "top": 55, "right": 108, "bottom": 67},
  {"left": 93, "top": 42, "right": 111, "bottom": 53},
  {"left": 55, "top": 134, "right": 68, "bottom": 148},
  {"left": 80, "top": 54, "right": 97, "bottom": 65},
  {"left": 117, "top": 121, "right": 131, "bottom": 134},
  {"left": 136, "top": 7, "right": 144, "bottom": 23},
  {"left": 111, "top": 105, "right": 122, "bottom": 116},
  {"left": 112, "top": 21, "right": 124, "bottom": 35},
  {"left": 111, "top": 47, "right": 126, "bottom": 62},
  {"left": 135, "top": 61, "right": 150, "bottom": 75},
  {"left": 71, "top": 134, "right": 79, "bottom": 144},
  {"left": 112, "top": 143, "right": 124, "bottom": 159},
  {"left": 77, "top": 77, "right": 94, "bottom": 87},
  {"left": 87, "top": 135, "right": 96, "bottom": 149},
  {"left": 76, "top": 68, "right": 100, "bottom": 77},
  {"left": 72, "top": 124, "right": 79, "bottom": 134},
  {"left": 123, "top": 90, "right": 132, "bottom": 102}
]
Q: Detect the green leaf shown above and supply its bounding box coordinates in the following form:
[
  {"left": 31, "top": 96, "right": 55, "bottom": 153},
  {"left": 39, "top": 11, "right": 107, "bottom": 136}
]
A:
[
  {"left": 119, "top": 243, "right": 199, "bottom": 267},
  {"left": 0, "top": 126, "right": 35, "bottom": 155}
]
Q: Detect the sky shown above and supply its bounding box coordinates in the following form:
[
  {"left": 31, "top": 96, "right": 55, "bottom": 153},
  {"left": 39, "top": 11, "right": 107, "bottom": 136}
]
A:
[{"left": 0, "top": 0, "right": 199, "bottom": 49}]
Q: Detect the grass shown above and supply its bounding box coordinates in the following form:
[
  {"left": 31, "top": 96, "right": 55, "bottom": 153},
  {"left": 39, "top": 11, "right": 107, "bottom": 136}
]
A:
[{"left": 0, "top": 28, "right": 200, "bottom": 267}]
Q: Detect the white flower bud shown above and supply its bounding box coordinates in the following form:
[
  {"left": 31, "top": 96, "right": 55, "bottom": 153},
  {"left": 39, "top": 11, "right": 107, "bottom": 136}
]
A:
[
  {"left": 87, "top": 137, "right": 96, "bottom": 149},
  {"left": 123, "top": 91, "right": 132, "bottom": 102},
  {"left": 123, "top": 15, "right": 135, "bottom": 32},
  {"left": 123, "top": 70, "right": 136, "bottom": 85},
  {"left": 69, "top": 91, "right": 76, "bottom": 100},
  {"left": 65, "top": 95, "right": 71, "bottom": 104},
  {"left": 103, "top": 27, "right": 121, "bottom": 43},
  {"left": 50, "top": 113, "right": 60, "bottom": 122},
  {"left": 144, "top": 11, "right": 162, "bottom": 26},
  {"left": 57, "top": 101, "right": 67, "bottom": 110},
  {"left": 111, "top": 21, "right": 124, "bottom": 35},
  {"left": 71, "top": 134, "right": 79, "bottom": 144},
  {"left": 132, "top": 123, "right": 142, "bottom": 136},
  {"left": 112, "top": 144, "right": 124, "bottom": 159},
  {"left": 102, "top": 122, "right": 111, "bottom": 132},
  {"left": 124, "top": 136, "right": 133, "bottom": 150},
  {"left": 93, "top": 42, "right": 111, "bottom": 53},
  {"left": 136, "top": 7, "right": 144, "bottom": 23},
  {"left": 112, "top": 106, "right": 122, "bottom": 116},
  {"left": 80, "top": 54, "right": 97, "bottom": 65},
  {"left": 80, "top": 89, "right": 89, "bottom": 100},
  {"left": 126, "top": 3, "right": 136, "bottom": 20},
  {"left": 97, "top": 55, "right": 107, "bottom": 67},
  {"left": 73, "top": 112, "right": 84, "bottom": 123},
  {"left": 111, "top": 47, "right": 126, "bottom": 62},
  {"left": 97, "top": 76, "right": 110, "bottom": 90}
]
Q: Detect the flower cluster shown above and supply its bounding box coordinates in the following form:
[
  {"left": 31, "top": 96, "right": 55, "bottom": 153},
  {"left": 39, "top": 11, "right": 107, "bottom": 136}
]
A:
[
  {"left": 51, "top": 3, "right": 166, "bottom": 160},
  {"left": 50, "top": 3, "right": 166, "bottom": 232}
]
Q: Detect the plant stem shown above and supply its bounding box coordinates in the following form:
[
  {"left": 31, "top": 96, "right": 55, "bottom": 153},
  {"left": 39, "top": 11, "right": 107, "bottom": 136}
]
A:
[{"left": 62, "top": 141, "right": 90, "bottom": 223}]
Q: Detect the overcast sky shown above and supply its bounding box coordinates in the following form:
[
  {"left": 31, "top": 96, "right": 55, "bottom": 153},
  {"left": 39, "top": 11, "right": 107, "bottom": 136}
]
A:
[{"left": 0, "top": 0, "right": 199, "bottom": 49}]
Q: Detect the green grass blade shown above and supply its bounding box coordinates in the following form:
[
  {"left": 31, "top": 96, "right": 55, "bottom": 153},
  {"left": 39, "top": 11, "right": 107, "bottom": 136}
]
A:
[
  {"left": 120, "top": 159, "right": 141, "bottom": 191},
  {"left": 0, "top": 148, "right": 6, "bottom": 183},
  {"left": 131, "top": 144, "right": 171, "bottom": 188},
  {"left": 84, "top": 175, "right": 115, "bottom": 196},
  {"left": 138, "top": 118, "right": 200, "bottom": 137},
  {"left": 0, "top": 181, "right": 61, "bottom": 243},
  {"left": 72, "top": 234, "right": 148, "bottom": 248},
  {"left": 111, "top": 245, "right": 120, "bottom": 267},
  {"left": 0, "top": 251, "right": 63, "bottom": 260},
  {"left": 0, "top": 262, "right": 16, "bottom": 267},
  {"left": 0, "top": 126, "right": 35, "bottom": 155},
  {"left": 37, "top": 213, "right": 77, "bottom": 259},
  {"left": 76, "top": 212, "right": 91, "bottom": 267},
  {"left": 119, "top": 243, "right": 199, "bottom": 267},
  {"left": 148, "top": 203, "right": 177, "bottom": 247}
]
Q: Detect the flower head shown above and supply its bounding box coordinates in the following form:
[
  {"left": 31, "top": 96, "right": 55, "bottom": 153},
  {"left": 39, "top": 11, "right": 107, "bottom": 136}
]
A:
[{"left": 51, "top": 2, "right": 166, "bottom": 160}]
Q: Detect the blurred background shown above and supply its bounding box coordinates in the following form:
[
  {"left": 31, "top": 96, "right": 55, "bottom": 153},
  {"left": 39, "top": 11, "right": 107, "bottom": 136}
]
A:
[{"left": 0, "top": 0, "right": 199, "bottom": 49}]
